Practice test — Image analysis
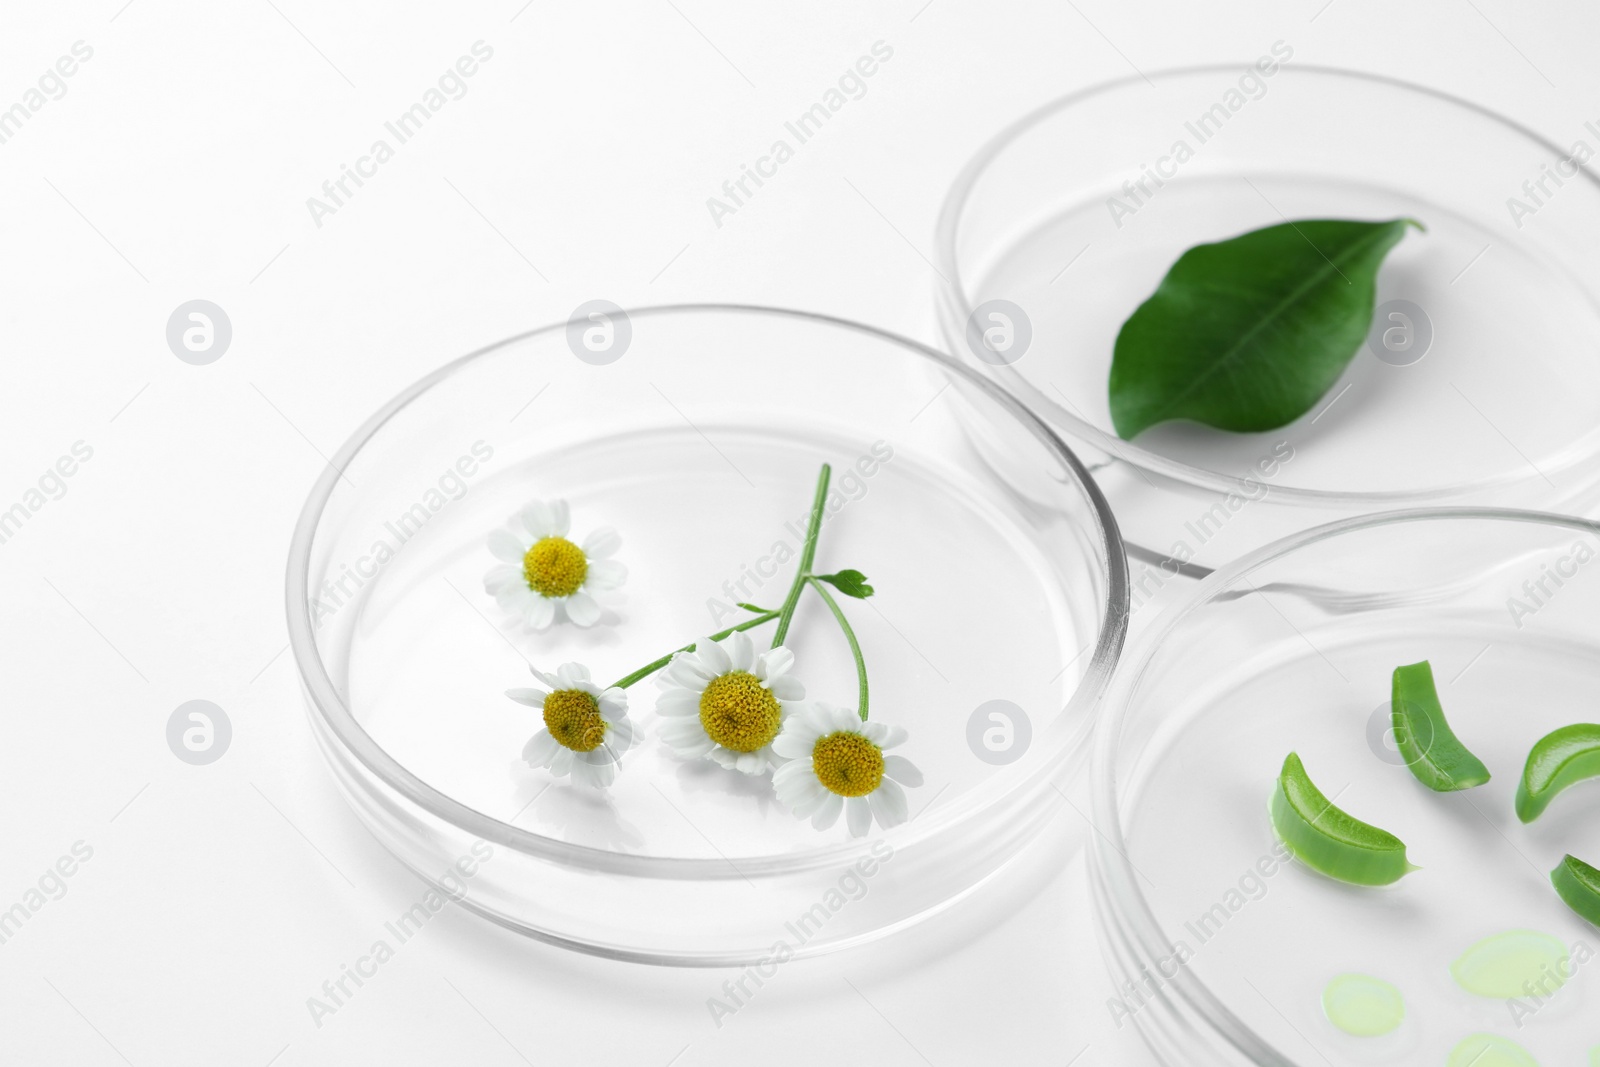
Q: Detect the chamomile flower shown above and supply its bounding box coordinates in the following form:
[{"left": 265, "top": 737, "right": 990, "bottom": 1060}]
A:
[
  {"left": 772, "top": 703, "right": 922, "bottom": 836},
  {"left": 483, "top": 499, "right": 625, "bottom": 629},
  {"left": 507, "top": 663, "right": 634, "bottom": 788},
  {"left": 655, "top": 631, "right": 805, "bottom": 775}
]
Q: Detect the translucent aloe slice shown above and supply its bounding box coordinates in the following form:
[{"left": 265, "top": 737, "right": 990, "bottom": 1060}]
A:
[
  {"left": 1551, "top": 854, "right": 1600, "bottom": 928},
  {"left": 1391, "top": 660, "right": 1490, "bottom": 791},
  {"left": 1515, "top": 723, "right": 1600, "bottom": 822},
  {"left": 1446, "top": 1033, "right": 1539, "bottom": 1067},
  {"left": 1270, "top": 752, "right": 1417, "bottom": 886}
]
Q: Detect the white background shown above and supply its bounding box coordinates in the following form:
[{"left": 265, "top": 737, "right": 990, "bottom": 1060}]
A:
[{"left": 0, "top": 1, "right": 1593, "bottom": 1064}]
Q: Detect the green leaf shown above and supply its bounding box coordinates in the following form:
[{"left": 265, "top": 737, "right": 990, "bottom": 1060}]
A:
[
  {"left": 815, "top": 569, "right": 874, "bottom": 599},
  {"left": 1109, "top": 217, "right": 1422, "bottom": 438}
]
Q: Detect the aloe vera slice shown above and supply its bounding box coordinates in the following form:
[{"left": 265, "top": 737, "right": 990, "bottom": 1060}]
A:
[
  {"left": 1551, "top": 854, "right": 1600, "bottom": 927},
  {"left": 1515, "top": 723, "right": 1600, "bottom": 823},
  {"left": 1270, "top": 752, "right": 1417, "bottom": 886},
  {"left": 1391, "top": 660, "right": 1490, "bottom": 791}
]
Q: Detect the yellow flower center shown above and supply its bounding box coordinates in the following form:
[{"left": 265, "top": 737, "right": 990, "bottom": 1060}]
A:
[
  {"left": 812, "top": 732, "right": 884, "bottom": 797},
  {"left": 523, "top": 536, "right": 587, "bottom": 598},
  {"left": 698, "top": 671, "right": 782, "bottom": 753},
  {"left": 543, "top": 689, "right": 606, "bottom": 752}
]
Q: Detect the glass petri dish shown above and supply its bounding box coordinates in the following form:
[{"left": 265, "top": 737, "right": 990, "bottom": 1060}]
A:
[
  {"left": 935, "top": 65, "right": 1600, "bottom": 580},
  {"left": 286, "top": 304, "right": 1128, "bottom": 965},
  {"left": 1091, "top": 509, "right": 1600, "bottom": 1065}
]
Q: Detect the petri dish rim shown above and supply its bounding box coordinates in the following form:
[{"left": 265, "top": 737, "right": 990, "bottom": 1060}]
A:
[
  {"left": 1088, "top": 505, "right": 1600, "bottom": 1066},
  {"left": 933, "top": 64, "right": 1600, "bottom": 506},
  {"left": 285, "top": 303, "right": 1131, "bottom": 883}
]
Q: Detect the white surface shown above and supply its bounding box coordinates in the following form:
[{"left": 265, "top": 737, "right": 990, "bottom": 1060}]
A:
[{"left": 0, "top": 1, "right": 1592, "bottom": 1063}]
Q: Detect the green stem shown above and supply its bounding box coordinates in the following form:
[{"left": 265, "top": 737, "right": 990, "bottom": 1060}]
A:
[
  {"left": 771, "top": 464, "right": 832, "bottom": 648},
  {"left": 807, "top": 576, "right": 868, "bottom": 721},
  {"left": 608, "top": 610, "right": 781, "bottom": 690}
]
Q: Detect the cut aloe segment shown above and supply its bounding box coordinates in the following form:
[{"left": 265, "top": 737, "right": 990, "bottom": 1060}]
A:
[
  {"left": 1270, "top": 752, "right": 1417, "bottom": 886},
  {"left": 1515, "top": 723, "right": 1600, "bottom": 822},
  {"left": 1551, "top": 854, "right": 1600, "bottom": 927},
  {"left": 1391, "top": 660, "right": 1490, "bottom": 791}
]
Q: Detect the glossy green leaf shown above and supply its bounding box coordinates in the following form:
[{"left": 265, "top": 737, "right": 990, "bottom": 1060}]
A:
[
  {"left": 1109, "top": 218, "right": 1422, "bottom": 438},
  {"left": 815, "top": 569, "right": 874, "bottom": 599},
  {"left": 1391, "top": 660, "right": 1491, "bottom": 791},
  {"left": 1270, "top": 752, "right": 1417, "bottom": 886}
]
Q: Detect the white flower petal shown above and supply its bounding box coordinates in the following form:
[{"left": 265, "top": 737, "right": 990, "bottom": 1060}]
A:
[
  {"left": 876, "top": 724, "right": 909, "bottom": 749},
  {"left": 520, "top": 501, "right": 556, "bottom": 539},
  {"left": 572, "top": 756, "right": 617, "bottom": 789},
  {"left": 493, "top": 586, "right": 529, "bottom": 615},
  {"left": 790, "top": 777, "right": 832, "bottom": 819},
  {"left": 660, "top": 719, "right": 710, "bottom": 746},
  {"left": 548, "top": 747, "right": 576, "bottom": 777},
  {"left": 771, "top": 729, "right": 815, "bottom": 760},
  {"left": 846, "top": 795, "right": 873, "bottom": 837},
  {"left": 768, "top": 675, "right": 805, "bottom": 702},
  {"left": 670, "top": 737, "right": 717, "bottom": 759},
  {"left": 549, "top": 500, "right": 571, "bottom": 537},
  {"left": 565, "top": 592, "right": 602, "bottom": 627},
  {"left": 759, "top": 646, "right": 794, "bottom": 681},
  {"left": 585, "top": 558, "right": 627, "bottom": 592},
  {"left": 555, "top": 662, "right": 591, "bottom": 687},
  {"left": 522, "top": 730, "right": 559, "bottom": 768},
  {"left": 776, "top": 777, "right": 814, "bottom": 807},
  {"left": 487, "top": 528, "right": 527, "bottom": 563},
  {"left": 698, "top": 638, "right": 731, "bottom": 676},
  {"left": 483, "top": 564, "right": 522, "bottom": 589},
  {"left": 774, "top": 776, "right": 810, "bottom": 806},
  {"left": 773, "top": 759, "right": 812, "bottom": 788},
  {"left": 597, "top": 689, "right": 629, "bottom": 717},
  {"left": 726, "top": 631, "right": 754, "bottom": 674},
  {"left": 869, "top": 778, "right": 909, "bottom": 827},
  {"left": 528, "top": 665, "right": 561, "bottom": 689},
  {"left": 837, "top": 705, "right": 869, "bottom": 734},
  {"left": 524, "top": 596, "right": 556, "bottom": 630},
  {"left": 665, "top": 653, "right": 715, "bottom": 689},
  {"left": 775, "top": 710, "right": 823, "bottom": 748},
  {"left": 882, "top": 755, "right": 922, "bottom": 787},
  {"left": 810, "top": 793, "right": 843, "bottom": 830},
  {"left": 707, "top": 747, "right": 740, "bottom": 770},
  {"left": 568, "top": 758, "right": 598, "bottom": 788},
  {"left": 734, "top": 750, "right": 767, "bottom": 775},
  {"left": 583, "top": 526, "right": 621, "bottom": 560},
  {"left": 506, "top": 688, "right": 547, "bottom": 709}
]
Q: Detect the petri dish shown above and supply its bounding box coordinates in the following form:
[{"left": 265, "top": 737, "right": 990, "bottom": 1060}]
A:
[
  {"left": 936, "top": 66, "right": 1600, "bottom": 581},
  {"left": 1091, "top": 509, "right": 1600, "bottom": 1065},
  {"left": 286, "top": 304, "right": 1128, "bottom": 965}
]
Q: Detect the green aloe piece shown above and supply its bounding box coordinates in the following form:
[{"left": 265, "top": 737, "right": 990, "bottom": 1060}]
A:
[
  {"left": 1391, "top": 660, "right": 1491, "bottom": 791},
  {"left": 1515, "top": 723, "right": 1600, "bottom": 822},
  {"left": 1270, "top": 752, "right": 1417, "bottom": 887},
  {"left": 1551, "top": 854, "right": 1600, "bottom": 927},
  {"left": 1109, "top": 217, "right": 1422, "bottom": 438}
]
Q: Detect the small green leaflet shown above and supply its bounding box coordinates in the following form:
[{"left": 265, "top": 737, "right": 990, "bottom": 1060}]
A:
[
  {"left": 815, "top": 569, "right": 874, "bottom": 599},
  {"left": 1109, "top": 217, "right": 1422, "bottom": 438}
]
